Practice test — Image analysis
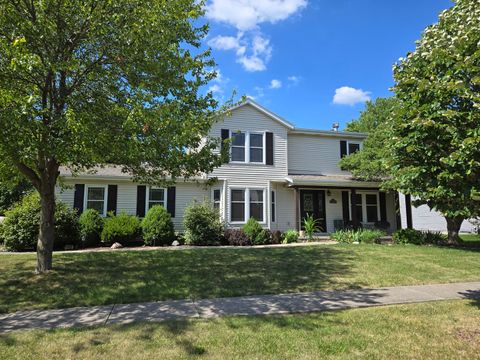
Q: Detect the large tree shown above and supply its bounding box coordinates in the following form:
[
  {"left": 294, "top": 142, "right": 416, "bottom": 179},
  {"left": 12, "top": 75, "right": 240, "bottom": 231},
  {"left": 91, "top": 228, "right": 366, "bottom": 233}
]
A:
[
  {"left": 0, "top": 0, "right": 226, "bottom": 272},
  {"left": 389, "top": 0, "right": 480, "bottom": 244},
  {"left": 340, "top": 97, "right": 399, "bottom": 181}
]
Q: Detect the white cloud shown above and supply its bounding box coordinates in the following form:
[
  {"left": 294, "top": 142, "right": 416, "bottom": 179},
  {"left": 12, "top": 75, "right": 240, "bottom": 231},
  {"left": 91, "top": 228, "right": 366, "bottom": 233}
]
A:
[
  {"left": 206, "top": 0, "right": 307, "bottom": 71},
  {"left": 206, "top": 0, "right": 308, "bottom": 31},
  {"left": 269, "top": 79, "right": 282, "bottom": 89},
  {"left": 208, "top": 84, "right": 222, "bottom": 93},
  {"left": 288, "top": 75, "right": 300, "bottom": 85},
  {"left": 207, "top": 69, "right": 230, "bottom": 95},
  {"left": 208, "top": 35, "right": 241, "bottom": 51},
  {"left": 333, "top": 86, "right": 371, "bottom": 106}
]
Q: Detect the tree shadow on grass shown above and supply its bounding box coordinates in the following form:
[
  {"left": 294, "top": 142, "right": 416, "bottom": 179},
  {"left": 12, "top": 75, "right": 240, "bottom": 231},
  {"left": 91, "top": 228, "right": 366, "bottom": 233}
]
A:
[
  {"left": 0, "top": 246, "right": 358, "bottom": 313},
  {"left": 460, "top": 289, "right": 480, "bottom": 309}
]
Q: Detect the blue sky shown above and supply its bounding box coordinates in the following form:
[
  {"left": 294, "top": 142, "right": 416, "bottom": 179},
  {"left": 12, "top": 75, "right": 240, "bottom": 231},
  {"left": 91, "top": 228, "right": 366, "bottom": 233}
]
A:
[{"left": 203, "top": 0, "right": 453, "bottom": 130}]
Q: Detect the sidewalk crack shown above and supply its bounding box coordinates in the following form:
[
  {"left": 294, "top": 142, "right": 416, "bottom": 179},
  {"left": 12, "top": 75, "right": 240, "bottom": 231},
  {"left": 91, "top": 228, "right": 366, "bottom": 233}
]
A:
[{"left": 104, "top": 304, "right": 115, "bottom": 325}]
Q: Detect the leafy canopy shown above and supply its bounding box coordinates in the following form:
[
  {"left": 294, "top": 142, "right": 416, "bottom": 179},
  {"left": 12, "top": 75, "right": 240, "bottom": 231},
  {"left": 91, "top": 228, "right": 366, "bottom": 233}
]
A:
[
  {"left": 388, "top": 0, "right": 480, "bottom": 220},
  {"left": 340, "top": 97, "right": 399, "bottom": 181},
  {"left": 0, "top": 0, "right": 225, "bottom": 187}
]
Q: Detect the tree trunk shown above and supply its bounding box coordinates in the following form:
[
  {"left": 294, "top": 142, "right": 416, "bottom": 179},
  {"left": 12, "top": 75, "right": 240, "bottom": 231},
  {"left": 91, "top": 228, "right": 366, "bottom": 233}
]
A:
[
  {"left": 445, "top": 216, "right": 464, "bottom": 245},
  {"left": 36, "top": 178, "right": 56, "bottom": 274}
]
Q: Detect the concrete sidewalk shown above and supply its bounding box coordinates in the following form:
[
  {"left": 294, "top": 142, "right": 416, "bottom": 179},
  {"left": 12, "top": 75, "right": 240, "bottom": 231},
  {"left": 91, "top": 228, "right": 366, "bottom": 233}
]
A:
[{"left": 1, "top": 282, "right": 479, "bottom": 333}]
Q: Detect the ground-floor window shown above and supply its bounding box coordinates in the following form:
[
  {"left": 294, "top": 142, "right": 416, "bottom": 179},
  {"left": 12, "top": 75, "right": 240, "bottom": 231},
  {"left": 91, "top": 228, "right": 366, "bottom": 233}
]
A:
[
  {"left": 212, "top": 188, "right": 221, "bottom": 212},
  {"left": 85, "top": 186, "right": 107, "bottom": 216},
  {"left": 230, "top": 188, "right": 265, "bottom": 223},
  {"left": 351, "top": 192, "right": 379, "bottom": 223},
  {"left": 271, "top": 190, "right": 276, "bottom": 223},
  {"left": 147, "top": 187, "right": 166, "bottom": 211}
]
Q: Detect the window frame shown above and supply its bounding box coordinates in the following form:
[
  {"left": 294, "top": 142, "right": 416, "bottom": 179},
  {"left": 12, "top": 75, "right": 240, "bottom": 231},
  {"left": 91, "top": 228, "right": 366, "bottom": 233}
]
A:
[
  {"left": 229, "top": 130, "right": 266, "bottom": 165},
  {"left": 211, "top": 188, "right": 222, "bottom": 213},
  {"left": 349, "top": 191, "right": 380, "bottom": 224},
  {"left": 229, "top": 187, "right": 266, "bottom": 224},
  {"left": 145, "top": 186, "right": 167, "bottom": 214},
  {"left": 271, "top": 190, "right": 276, "bottom": 223},
  {"left": 347, "top": 141, "right": 361, "bottom": 155},
  {"left": 84, "top": 185, "right": 108, "bottom": 217}
]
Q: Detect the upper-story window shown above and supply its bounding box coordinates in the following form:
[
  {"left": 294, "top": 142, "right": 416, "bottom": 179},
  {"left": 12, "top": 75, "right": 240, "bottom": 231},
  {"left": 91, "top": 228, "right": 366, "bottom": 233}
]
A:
[{"left": 230, "top": 131, "right": 264, "bottom": 164}]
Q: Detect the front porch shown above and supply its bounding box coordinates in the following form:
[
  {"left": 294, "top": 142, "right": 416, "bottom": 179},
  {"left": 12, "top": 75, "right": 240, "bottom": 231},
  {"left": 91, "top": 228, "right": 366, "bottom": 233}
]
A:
[{"left": 285, "top": 175, "right": 401, "bottom": 234}]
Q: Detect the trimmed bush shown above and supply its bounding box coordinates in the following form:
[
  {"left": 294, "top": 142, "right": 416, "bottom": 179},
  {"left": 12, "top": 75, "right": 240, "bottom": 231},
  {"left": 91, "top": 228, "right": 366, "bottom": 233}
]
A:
[
  {"left": 331, "top": 229, "right": 386, "bottom": 244},
  {"left": 282, "top": 229, "right": 299, "bottom": 244},
  {"left": 142, "top": 205, "right": 175, "bottom": 246},
  {"left": 423, "top": 231, "right": 447, "bottom": 245},
  {"left": 54, "top": 202, "right": 81, "bottom": 250},
  {"left": 79, "top": 209, "right": 104, "bottom": 248},
  {"left": 393, "top": 229, "right": 425, "bottom": 245},
  {"left": 393, "top": 229, "right": 447, "bottom": 245},
  {"left": 1, "top": 193, "right": 80, "bottom": 251},
  {"left": 183, "top": 201, "right": 224, "bottom": 246},
  {"left": 243, "top": 217, "right": 270, "bottom": 245},
  {"left": 224, "top": 228, "right": 250, "bottom": 246},
  {"left": 101, "top": 211, "right": 141, "bottom": 245}
]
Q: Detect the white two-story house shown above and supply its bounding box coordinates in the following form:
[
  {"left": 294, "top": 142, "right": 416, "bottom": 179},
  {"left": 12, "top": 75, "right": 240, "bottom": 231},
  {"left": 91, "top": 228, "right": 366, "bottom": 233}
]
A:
[{"left": 57, "top": 98, "right": 401, "bottom": 233}]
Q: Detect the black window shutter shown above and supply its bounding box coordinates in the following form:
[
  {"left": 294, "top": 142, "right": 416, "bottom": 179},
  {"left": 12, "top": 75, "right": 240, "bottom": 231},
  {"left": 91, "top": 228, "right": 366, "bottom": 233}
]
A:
[
  {"left": 167, "top": 186, "right": 176, "bottom": 218},
  {"left": 73, "top": 184, "right": 85, "bottom": 214},
  {"left": 379, "top": 192, "right": 387, "bottom": 222},
  {"left": 136, "top": 185, "right": 146, "bottom": 217},
  {"left": 342, "top": 191, "right": 350, "bottom": 222},
  {"left": 221, "top": 129, "right": 230, "bottom": 163},
  {"left": 340, "top": 140, "right": 347, "bottom": 158},
  {"left": 266, "top": 132, "right": 274, "bottom": 165},
  {"left": 107, "top": 185, "right": 118, "bottom": 215}
]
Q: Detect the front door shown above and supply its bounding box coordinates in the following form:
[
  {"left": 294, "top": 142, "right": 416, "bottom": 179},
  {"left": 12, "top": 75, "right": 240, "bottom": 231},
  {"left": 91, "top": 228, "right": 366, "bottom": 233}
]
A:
[{"left": 300, "top": 190, "right": 327, "bottom": 232}]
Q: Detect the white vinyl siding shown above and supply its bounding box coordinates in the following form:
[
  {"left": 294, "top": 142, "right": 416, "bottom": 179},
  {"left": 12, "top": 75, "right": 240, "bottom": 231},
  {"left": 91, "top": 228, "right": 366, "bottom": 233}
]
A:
[{"left": 288, "top": 134, "right": 364, "bottom": 175}]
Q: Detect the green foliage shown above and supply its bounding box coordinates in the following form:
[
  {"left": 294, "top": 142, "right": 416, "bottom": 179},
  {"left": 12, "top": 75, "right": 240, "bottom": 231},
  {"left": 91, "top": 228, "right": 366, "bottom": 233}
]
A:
[
  {"left": 389, "top": 0, "right": 480, "bottom": 240},
  {"left": 303, "top": 214, "right": 321, "bottom": 241},
  {"left": 340, "top": 97, "right": 399, "bottom": 181},
  {"left": 243, "top": 217, "right": 271, "bottom": 245},
  {"left": 1, "top": 193, "right": 39, "bottom": 251},
  {"left": 393, "top": 229, "right": 426, "bottom": 245},
  {"left": 331, "top": 229, "right": 386, "bottom": 244},
  {"left": 54, "top": 202, "right": 81, "bottom": 250},
  {"left": 101, "top": 212, "right": 141, "bottom": 246},
  {"left": 0, "top": 0, "right": 230, "bottom": 267},
  {"left": 393, "top": 229, "right": 448, "bottom": 245},
  {"left": 1, "top": 193, "right": 80, "bottom": 251},
  {"left": 282, "top": 229, "right": 299, "bottom": 244},
  {"left": 79, "top": 209, "right": 104, "bottom": 248},
  {"left": 141, "top": 205, "right": 175, "bottom": 246},
  {"left": 183, "top": 201, "right": 224, "bottom": 246},
  {"left": 0, "top": 180, "right": 33, "bottom": 215}
]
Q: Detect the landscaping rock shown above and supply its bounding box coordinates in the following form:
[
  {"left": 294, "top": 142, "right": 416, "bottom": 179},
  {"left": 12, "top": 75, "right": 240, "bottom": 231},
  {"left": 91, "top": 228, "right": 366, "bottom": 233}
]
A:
[
  {"left": 172, "top": 240, "right": 180, "bottom": 246},
  {"left": 111, "top": 242, "right": 123, "bottom": 249}
]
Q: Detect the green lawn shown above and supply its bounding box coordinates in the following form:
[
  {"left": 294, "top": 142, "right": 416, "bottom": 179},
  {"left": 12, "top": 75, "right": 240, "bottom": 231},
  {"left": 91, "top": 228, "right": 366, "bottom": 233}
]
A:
[
  {"left": 1, "top": 300, "right": 479, "bottom": 359},
  {"left": 1, "top": 244, "right": 479, "bottom": 313},
  {"left": 461, "top": 233, "right": 480, "bottom": 245}
]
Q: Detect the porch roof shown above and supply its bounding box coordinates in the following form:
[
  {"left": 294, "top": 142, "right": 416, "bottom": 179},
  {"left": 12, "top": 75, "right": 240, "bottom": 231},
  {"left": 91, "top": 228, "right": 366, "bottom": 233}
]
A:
[{"left": 285, "top": 174, "right": 381, "bottom": 188}]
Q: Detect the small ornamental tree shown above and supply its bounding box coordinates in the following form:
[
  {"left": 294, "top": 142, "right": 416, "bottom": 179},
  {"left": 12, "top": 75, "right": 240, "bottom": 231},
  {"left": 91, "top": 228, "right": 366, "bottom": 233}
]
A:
[
  {"left": 389, "top": 0, "right": 480, "bottom": 244},
  {"left": 0, "top": 0, "right": 228, "bottom": 272}
]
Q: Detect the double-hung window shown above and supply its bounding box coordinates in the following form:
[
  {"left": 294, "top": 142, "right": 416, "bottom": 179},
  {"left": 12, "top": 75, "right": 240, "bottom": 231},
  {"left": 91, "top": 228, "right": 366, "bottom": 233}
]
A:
[
  {"left": 147, "top": 188, "right": 166, "bottom": 210},
  {"left": 212, "top": 189, "right": 221, "bottom": 212},
  {"left": 230, "top": 131, "right": 264, "bottom": 164},
  {"left": 249, "top": 190, "right": 264, "bottom": 222},
  {"left": 86, "top": 186, "right": 107, "bottom": 215},
  {"left": 231, "top": 132, "right": 246, "bottom": 162},
  {"left": 249, "top": 133, "right": 264, "bottom": 163},
  {"left": 231, "top": 190, "right": 245, "bottom": 222},
  {"left": 230, "top": 188, "right": 265, "bottom": 223}
]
